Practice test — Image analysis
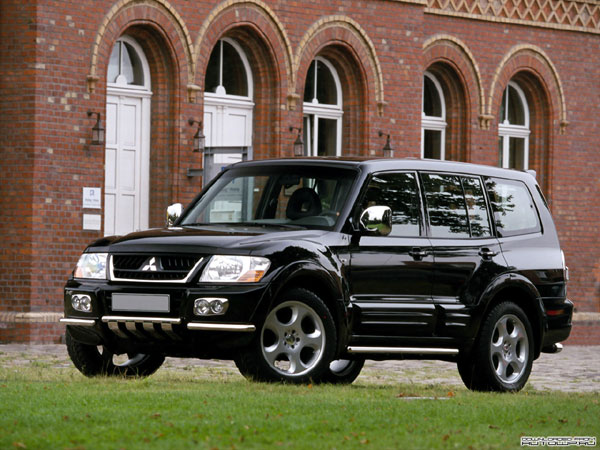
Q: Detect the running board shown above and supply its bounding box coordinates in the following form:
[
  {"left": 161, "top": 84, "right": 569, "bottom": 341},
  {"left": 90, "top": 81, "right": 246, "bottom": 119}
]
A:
[{"left": 347, "top": 346, "right": 459, "bottom": 355}]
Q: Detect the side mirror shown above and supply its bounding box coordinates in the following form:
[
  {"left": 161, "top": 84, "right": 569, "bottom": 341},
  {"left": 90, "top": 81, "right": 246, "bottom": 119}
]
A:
[
  {"left": 166, "top": 203, "right": 183, "bottom": 227},
  {"left": 359, "top": 206, "right": 392, "bottom": 236}
]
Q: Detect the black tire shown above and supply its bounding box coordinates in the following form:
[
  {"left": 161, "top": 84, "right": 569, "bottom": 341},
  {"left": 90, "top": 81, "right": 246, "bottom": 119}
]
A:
[
  {"left": 322, "top": 358, "right": 365, "bottom": 384},
  {"left": 459, "top": 302, "right": 534, "bottom": 392},
  {"left": 66, "top": 328, "right": 164, "bottom": 378},
  {"left": 235, "top": 288, "right": 337, "bottom": 384}
]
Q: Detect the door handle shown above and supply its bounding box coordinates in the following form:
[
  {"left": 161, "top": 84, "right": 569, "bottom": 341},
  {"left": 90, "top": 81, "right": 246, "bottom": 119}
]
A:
[
  {"left": 479, "top": 248, "right": 498, "bottom": 260},
  {"left": 409, "top": 247, "right": 428, "bottom": 261}
]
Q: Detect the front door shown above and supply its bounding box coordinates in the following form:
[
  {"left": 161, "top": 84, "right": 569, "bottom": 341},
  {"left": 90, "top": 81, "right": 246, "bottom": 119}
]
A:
[{"left": 349, "top": 172, "right": 436, "bottom": 339}]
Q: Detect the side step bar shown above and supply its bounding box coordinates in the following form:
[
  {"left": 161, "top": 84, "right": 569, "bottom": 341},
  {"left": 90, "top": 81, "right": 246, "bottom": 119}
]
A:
[{"left": 347, "top": 346, "right": 459, "bottom": 355}]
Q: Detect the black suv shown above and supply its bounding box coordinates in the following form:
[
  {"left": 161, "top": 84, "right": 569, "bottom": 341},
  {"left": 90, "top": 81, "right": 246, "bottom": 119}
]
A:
[{"left": 62, "top": 158, "right": 572, "bottom": 391}]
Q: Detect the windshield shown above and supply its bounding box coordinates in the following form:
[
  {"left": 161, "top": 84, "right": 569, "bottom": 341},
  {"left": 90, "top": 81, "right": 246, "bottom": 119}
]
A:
[{"left": 180, "top": 165, "right": 357, "bottom": 230}]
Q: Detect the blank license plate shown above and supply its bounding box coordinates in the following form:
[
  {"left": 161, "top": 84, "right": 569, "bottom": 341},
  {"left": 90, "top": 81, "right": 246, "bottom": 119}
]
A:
[{"left": 111, "top": 293, "right": 170, "bottom": 313}]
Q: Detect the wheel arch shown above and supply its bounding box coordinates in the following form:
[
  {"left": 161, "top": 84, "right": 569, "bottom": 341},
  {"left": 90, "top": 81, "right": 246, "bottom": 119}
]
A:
[
  {"left": 256, "top": 261, "right": 349, "bottom": 356},
  {"left": 476, "top": 273, "right": 544, "bottom": 359}
]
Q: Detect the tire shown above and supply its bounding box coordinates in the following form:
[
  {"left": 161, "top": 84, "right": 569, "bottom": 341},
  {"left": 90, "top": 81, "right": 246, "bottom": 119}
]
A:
[
  {"left": 322, "top": 358, "right": 365, "bottom": 384},
  {"left": 458, "top": 302, "right": 534, "bottom": 392},
  {"left": 66, "top": 328, "right": 165, "bottom": 378},
  {"left": 235, "top": 288, "right": 337, "bottom": 384}
]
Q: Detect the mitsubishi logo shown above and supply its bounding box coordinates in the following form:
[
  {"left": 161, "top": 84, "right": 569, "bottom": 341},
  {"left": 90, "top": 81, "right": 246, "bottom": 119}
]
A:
[{"left": 141, "top": 257, "right": 159, "bottom": 272}]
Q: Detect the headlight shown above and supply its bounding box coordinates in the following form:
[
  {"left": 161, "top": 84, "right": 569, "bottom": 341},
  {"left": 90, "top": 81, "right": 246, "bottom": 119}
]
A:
[
  {"left": 74, "top": 253, "right": 108, "bottom": 279},
  {"left": 200, "top": 255, "right": 270, "bottom": 283}
]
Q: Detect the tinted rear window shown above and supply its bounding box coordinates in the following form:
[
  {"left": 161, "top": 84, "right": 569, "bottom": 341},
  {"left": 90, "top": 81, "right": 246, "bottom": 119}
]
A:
[{"left": 485, "top": 177, "right": 541, "bottom": 237}]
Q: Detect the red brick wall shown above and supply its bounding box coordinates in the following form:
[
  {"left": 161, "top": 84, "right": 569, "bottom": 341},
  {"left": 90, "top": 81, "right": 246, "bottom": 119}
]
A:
[{"left": 0, "top": 0, "right": 598, "bottom": 342}]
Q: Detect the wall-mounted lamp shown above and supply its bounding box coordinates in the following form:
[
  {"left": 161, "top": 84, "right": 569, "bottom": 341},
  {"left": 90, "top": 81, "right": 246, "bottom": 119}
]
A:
[
  {"left": 188, "top": 118, "right": 205, "bottom": 153},
  {"left": 378, "top": 131, "right": 393, "bottom": 158},
  {"left": 289, "top": 126, "right": 304, "bottom": 157},
  {"left": 87, "top": 111, "right": 105, "bottom": 146}
]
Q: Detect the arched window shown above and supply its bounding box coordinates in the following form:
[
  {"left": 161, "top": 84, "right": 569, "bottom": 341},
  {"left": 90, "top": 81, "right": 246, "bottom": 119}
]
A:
[
  {"left": 498, "top": 81, "right": 530, "bottom": 170},
  {"left": 421, "top": 72, "right": 447, "bottom": 160},
  {"left": 302, "top": 57, "right": 343, "bottom": 156},
  {"left": 107, "top": 36, "right": 150, "bottom": 91},
  {"left": 203, "top": 38, "right": 254, "bottom": 182}
]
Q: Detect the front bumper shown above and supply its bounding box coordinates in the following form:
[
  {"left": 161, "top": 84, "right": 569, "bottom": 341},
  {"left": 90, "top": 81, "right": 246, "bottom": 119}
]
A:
[{"left": 62, "top": 279, "right": 268, "bottom": 357}]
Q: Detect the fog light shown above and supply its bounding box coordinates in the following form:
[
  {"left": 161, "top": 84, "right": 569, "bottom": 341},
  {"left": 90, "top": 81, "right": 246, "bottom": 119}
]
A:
[
  {"left": 193, "top": 297, "right": 228, "bottom": 316},
  {"left": 210, "top": 299, "right": 225, "bottom": 314},
  {"left": 71, "top": 294, "right": 92, "bottom": 313}
]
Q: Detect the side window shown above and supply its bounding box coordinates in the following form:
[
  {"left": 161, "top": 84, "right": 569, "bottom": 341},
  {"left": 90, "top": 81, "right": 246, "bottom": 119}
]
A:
[
  {"left": 421, "top": 173, "right": 470, "bottom": 238},
  {"left": 485, "top": 177, "right": 541, "bottom": 237},
  {"left": 360, "top": 172, "right": 421, "bottom": 237},
  {"left": 461, "top": 176, "right": 492, "bottom": 238}
]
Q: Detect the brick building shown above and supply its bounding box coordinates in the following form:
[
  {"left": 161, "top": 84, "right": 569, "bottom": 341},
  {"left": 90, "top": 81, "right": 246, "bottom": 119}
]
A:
[{"left": 1, "top": 0, "right": 599, "bottom": 343}]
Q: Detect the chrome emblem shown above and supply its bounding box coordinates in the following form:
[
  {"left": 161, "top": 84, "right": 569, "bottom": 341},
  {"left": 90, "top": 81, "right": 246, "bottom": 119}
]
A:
[{"left": 142, "top": 257, "right": 158, "bottom": 272}]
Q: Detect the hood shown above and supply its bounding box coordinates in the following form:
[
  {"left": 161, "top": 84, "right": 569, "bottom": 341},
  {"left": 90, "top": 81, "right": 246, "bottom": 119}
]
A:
[{"left": 100, "top": 225, "right": 330, "bottom": 254}]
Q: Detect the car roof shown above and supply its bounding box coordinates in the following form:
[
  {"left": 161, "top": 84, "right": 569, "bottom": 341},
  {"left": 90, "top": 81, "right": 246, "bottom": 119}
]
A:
[{"left": 229, "top": 157, "right": 536, "bottom": 182}]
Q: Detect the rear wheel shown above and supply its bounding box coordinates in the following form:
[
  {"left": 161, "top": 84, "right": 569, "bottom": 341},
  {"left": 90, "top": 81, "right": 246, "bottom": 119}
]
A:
[
  {"left": 235, "top": 288, "right": 337, "bottom": 383},
  {"left": 66, "top": 328, "right": 164, "bottom": 378},
  {"left": 458, "top": 302, "right": 533, "bottom": 392},
  {"left": 322, "top": 358, "right": 365, "bottom": 384}
]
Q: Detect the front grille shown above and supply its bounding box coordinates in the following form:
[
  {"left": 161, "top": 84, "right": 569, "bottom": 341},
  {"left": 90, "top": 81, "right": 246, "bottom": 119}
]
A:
[{"left": 111, "top": 254, "right": 203, "bottom": 282}]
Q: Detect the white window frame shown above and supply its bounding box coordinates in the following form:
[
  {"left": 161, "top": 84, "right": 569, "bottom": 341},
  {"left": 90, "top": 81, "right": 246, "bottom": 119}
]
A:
[
  {"left": 302, "top": 56, "right": 343, "bottom": 157},
  {"left": 498, "top": 81, "right": 530, "bottom": 169},
  {"left": 421, "top": 71, "right": 447, "bottom": 160},
  {"left": 107, "top": 35, "right": 152, "bottom": 95}
]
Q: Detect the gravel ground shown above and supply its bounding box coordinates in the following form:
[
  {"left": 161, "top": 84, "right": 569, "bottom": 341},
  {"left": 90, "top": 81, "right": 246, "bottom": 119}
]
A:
[{"left": 0, "top": 344, "right": 598, "bottom": 392}]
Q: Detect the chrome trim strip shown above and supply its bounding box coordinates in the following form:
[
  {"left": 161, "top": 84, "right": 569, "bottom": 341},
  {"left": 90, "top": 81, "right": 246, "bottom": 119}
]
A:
[
  {"left": 109, "top": 255, "right": 204, "bottom": 284},
  {"left": 60, "top": 318, "right": 96, "bottom": 326},
  {"left": 187, "top": 322, "right": 256, "bottom": 332},
  {"left": 347, "top": 346, "right": 459, "bottom": 355},
  {"left": 101, "top": 316, "right": 181, "bottom": 325}
]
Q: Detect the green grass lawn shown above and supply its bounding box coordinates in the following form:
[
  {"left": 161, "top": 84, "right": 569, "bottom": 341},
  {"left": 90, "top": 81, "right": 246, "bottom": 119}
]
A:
[{"left": 0, "top": 364, "right": 598, "bottom": 449}]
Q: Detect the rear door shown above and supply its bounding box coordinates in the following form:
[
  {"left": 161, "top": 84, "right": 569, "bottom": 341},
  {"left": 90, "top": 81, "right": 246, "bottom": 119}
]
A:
[
  {"left": 420, "top": 173, "right": 506, "bottom": 338},
  {"left": 349, "top": 172, "right": 436, "bottom": 337}
]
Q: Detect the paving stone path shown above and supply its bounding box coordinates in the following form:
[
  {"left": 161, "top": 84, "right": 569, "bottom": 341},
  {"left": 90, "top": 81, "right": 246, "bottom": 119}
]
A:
[{"left": 1, "top": 344, "right": 598, "bottom": 392}]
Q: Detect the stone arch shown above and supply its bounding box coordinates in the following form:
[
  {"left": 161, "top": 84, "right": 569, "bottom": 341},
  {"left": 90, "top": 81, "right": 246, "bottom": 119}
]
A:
[
  {"left": 295, "top": 18, "right": 383, "bottom": 155},
  {"left": 87, "top": 0, "right": 194, "bottom": 96},
  {"left": 488, "top": 45, "right": 566, "bottom": 195},
  {"left": 422, "top": 35, "right": 485, "bottom": 161},
  {"left": 488, "top": 45, "right": 568, "bottom": 134},
  {"left": 194, "top": 0, "right": 293, "bottom": 102},
  {"left": 295, "top": 16, "right": 385, "bottom": 116}
]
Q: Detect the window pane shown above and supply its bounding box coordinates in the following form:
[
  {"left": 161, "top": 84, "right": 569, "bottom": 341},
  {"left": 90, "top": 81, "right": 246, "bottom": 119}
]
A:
[
  {"left": 361, "top": 173, "right": 421, "bottom": 237},
  {"left": 316, "top": 61, "right": 337, "bottom": 105},
  {"left": 485, "top": 178, "right": 540, "bottom": 236},
  {"left": 461, "top": 177, "right": 491, "bottom": 237},
  {"left": 423, "top": 76, "right": 442, "bottom": 117},
  {"left": 423, "top": 129, "right": 442, "bottom": 159},
  {"left": 422, "top": 173, "right": 470, "bottom": 238},
  {"left": 107, "top": 42, "right": 120, "bottom": 83},
  {"left": 507, "top": 85, "right": 525, "bottom": 125},
  {"left": 121, "top": 42, "right": 144, "bottom": 85},
  {"left": 205, "top": 44, "right": 220, "bottom": 93},
  {"left": 508, "top": 137, "right": 526, "bottom": 170},
  {"left": 304, "top": 61, "right": 316, "bottom": 102},
  {"left": 221, "top": 41, "right": 248, "bottom": 96},
  {"left": 317, "top": 118, "right": 337, "bottom": 156}
]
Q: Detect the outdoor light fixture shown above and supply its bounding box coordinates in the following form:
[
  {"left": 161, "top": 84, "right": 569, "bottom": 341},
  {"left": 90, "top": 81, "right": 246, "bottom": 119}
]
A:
[
  {"left": 379, "top": 130, "right": 393, "bottom": 158},
  {"left": 289, "top": 126, "right": 304, "bottom": 157},
  {"left": 188, "top": 118, "right": 206, "bottom": 153},
  {"left": 87, "top": 111, "right": 105, "bottom": 146}
]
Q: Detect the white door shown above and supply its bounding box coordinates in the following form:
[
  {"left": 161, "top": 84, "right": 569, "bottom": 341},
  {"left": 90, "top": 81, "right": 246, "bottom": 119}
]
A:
[
  {"left": 104, "top": 36, "right": 151, "bottom": 236},
  {"left": 104, "top": 93, "right": 150, "bottom": 236}
]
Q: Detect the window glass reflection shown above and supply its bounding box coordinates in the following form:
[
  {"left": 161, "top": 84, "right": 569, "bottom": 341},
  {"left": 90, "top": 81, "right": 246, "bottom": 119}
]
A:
[{"left": 422, "top": 173, "right": 469, "bottom": 238}]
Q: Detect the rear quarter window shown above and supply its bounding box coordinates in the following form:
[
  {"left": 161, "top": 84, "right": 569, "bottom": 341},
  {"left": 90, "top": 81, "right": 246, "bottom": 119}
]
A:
[{"left": 485, "top": 177, "right": 541, "bottom": 237}]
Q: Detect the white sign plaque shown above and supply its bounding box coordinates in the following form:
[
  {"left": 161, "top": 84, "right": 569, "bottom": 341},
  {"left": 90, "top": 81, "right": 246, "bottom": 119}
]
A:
[
  {"left": 83, "top": 187, "right": 101, "bottom": 209},
  {"left": 83, "top": 214, "right": 102, "bottom": 231}
]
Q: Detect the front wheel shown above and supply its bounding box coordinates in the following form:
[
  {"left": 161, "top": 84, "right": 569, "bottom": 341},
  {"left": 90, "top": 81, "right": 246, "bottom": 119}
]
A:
[
  {"left": 458, "top": 302, "right": 534, "bottom": 392},
  {"left": 235, "top": 288, "right": 337, "bottom": 383},
  {"left": 66, "top": 328, "right": 164, "bottom": 378}
]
